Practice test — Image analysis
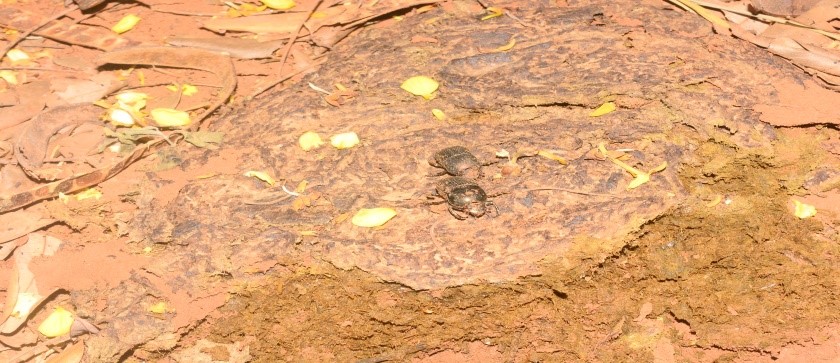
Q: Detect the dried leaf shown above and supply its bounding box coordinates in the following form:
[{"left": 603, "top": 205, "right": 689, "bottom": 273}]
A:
[
  {"left": 432, "top": 108, "right": 446, "bottom": 120},
  {"left": 180, "top": 131, "right": 224, "bottom": 150},
  {"left": 330, "top": 132, "right": 360, "bottom": 149},
  {"left": 44, "top": 340, "right": 85, "bottom": 363},
  {"left": 262, "top": 0, "right": 296, "bottom": 10},
  {"left": 481, "top": 7, "right": 504, "bottom": 20},
  {"left": 299, "top": 131, "right": 324, "bottom": 151},
  {"left": 149, "top": 302, "right": 168, "bottom": 314},
  {"left": 244, "top": 170, "right": 276, "bottom": 186},
  {"left": 589, "top": 101, "right": 616, "bottom": 117},
  {"left": 793, "top": 199, "right": 816, "bottom": 218},
  {"left": 352, "top": 208, "right": 397, "bottom": 227},
  {"left": 38, "top": 307, "right": 74, "bottom": 337},
  {"left": 401, "top": 76, "right": 439, "bottom": 99},
  {"left": 537, "top": 150, "right": 568, "bottom": 165},
  {"left": 151, "top": 108, "right": 192, "bottom": 128},
  {"left": 111, "top": 14, "right": 141, "bottom": 34}
]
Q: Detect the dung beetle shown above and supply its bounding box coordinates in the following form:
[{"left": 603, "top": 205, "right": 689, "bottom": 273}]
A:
[
  {"left": 429, "top": 146, "right": 483, "bottom": 180},
  {"left": 435, "top": 176, "right": 497, "bottom": 219}
]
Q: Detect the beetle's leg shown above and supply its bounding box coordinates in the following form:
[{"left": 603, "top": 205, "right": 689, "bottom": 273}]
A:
[
  {"left": 485, "top": 201, "right": 500, "bottom": 217},
  {"left": 448, "top": 206, "right": 470, "bottom": 220},
  {"left": 426, "top": 170, "right": 449, "bottom": 178}
]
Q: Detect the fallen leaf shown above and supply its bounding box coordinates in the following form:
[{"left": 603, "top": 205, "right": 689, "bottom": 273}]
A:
[
  {"left": 244, "top": 170, "right": 276, "bottom": 186},
  {"left": 111, "top": 14, "right": 141, "bottom": 34},
  {"left": 793, "top": 199, "right": 816, "bottom": 218},
  {"left": 38, "top": 307, "right": 74, "bottom": 337},
  {"left": 589, "top": 101, "right": 616, "bottom": 117},
  {"left": 151, "top": 108, "right": 192, "bottom": 128},
  {"left": 352, "top": 208, "right": 397, "bottom": 227},
  {"left": 330, "top": 132, "right": 360, "bottom": 149},
  {"left": 98, "top": 46, "right": 236, "bottom": 128},
  {"left": 299, "top": 131, "right": 324, "bottom": 151},
  {"left": 432, "top": 108, "right": 446, "bottom": 120},
  {"left": 401, "top": 76, "right": 439, "bottom": 99},
  {"left": 149, "top": 302, "right": 168, "bottom": 314},
  {"left": 44, "top": 340, "right": 85, "bottom": 363},
  {"left": 262, "top": 0, "right": 296, "bottom": 10},
  {"left": 166, "top": 37, "right": 286, "bottom": 60},
  {"left": 481, "top": 7, "right": 504, "bottom": 20},
  {"left": 75, "top": 188, "right": 102, "bottom": 201},
  {"left": 537, "top": 150, "right": 568, "bottom": 165}
]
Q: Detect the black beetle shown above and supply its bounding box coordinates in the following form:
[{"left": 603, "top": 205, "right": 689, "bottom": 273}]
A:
[
  {"left": 429, "top": 146, "right": 483, "bottom": 180},
  {"left": 435, "top": 176, "right": 497, "bottom": 219}
]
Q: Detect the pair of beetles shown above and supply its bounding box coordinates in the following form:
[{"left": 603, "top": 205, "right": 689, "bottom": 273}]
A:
[{"left": 429, "top": 146, "right": 497, "bottom": 220}]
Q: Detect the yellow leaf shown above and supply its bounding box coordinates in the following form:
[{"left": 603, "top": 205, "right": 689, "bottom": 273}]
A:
[
  {"left": 181, "top": 84, "right": 198, "bottom": 96},
  {"left": 262, "top": 0, "right": 296, "bottom": 10},
  {"left": 600, "top": 143, "right": 666, "bottom": 189},
  {"left": 244, "top": 170, "right": 276, "bottom": 186},
  {"left": 294, "top": 180, "right": 308, "bottom": 193},
  {"left": 431, "top": 108, "right": 446, "bottom": 120},
  {"left": 5, "top": 49, "right": 30, "bottom": 65},
  {"left": 481, "top": 7, "right": 504, "bottom": 20},
  {"left": 589, "top": 102, "right": 616, "bottom": 117},
  {"left": 706, "top": 195, "right": 722, "bottom": 207},
  {"left": 151, "top": 108, "right": 192, "bottom": 127},
  {"left": 537, "top": 150, "right": 568, "bottom": 165},
  {"left": 0, "top": 70, "right": 18, "bottom": 85},
  {"left": 401, "top": 76, "right": 439, "bottom": 99},
  {"left": 108, "top": 109, "right": 135, "bottom": 126},
  {"left": 299, "top": 230, "right": 318, "bottom": 236},
  {"left": 75, "top": 188, "right": 102, "bottom": 201},
  {"left": 330, "top": 132, "right": 360, "bottom": 149},
  {"left": 115, "top": 91, "right": 148, "bottom": 109},
  {"left": 111, "top": 14, "right": 141, "bottom": 34},
  {"left": 37, "top": 307, "right": 74, "bottom": 338},
  {"left": 793, "top": 200, "right": 816, "bottom": 219},
  {"left": 626, "top": 173, "right": 651, "bottom": 189},
  {"left": 352, "top": 208, "right": 397, "bottom": 227},
  {"left": 149, "top": 302, "right": 168, "bottom": 314},
  {"left": 299, "top": 131, "right": 324, "bottom": 151},
  {"left": 58, "top": 192, "right": 70, "bottom": 204},
  {"left": 493, "top": 37, "right": 516, "bottom": 52}
]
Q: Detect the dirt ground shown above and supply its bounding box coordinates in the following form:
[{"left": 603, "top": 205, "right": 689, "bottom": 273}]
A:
[{"left": 1, "top": 0, "right": 840, "bottom": 362}]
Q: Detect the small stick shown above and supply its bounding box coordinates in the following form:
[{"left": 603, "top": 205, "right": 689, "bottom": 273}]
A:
[{"left": 527, "top": 187, "right": 618, "bottom": 198}]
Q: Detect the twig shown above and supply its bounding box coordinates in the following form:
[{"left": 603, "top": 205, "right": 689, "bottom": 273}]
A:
[
  {"left": 248, "top": 0, "right": 323, "bottom": 99},
  {"left": 527, "top": 187, "right": 618, "bottom": 198}
]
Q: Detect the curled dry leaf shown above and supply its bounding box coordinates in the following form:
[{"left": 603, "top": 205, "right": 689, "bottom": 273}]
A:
[{"left": 244, "top": 170, "right": 276, "bottom": 186}]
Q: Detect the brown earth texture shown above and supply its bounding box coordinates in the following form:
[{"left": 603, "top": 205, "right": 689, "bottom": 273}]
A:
[{"left": 1, "top": 0, "right": 840, "bottom": 362}]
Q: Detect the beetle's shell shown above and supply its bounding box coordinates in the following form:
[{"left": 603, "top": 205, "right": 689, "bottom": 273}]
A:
[
  {"left": 431, "top": 146, "right": 482, "bottom": 179},
  {"left": 436, "top": 176, "right": 488, "bottom": 218}
]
